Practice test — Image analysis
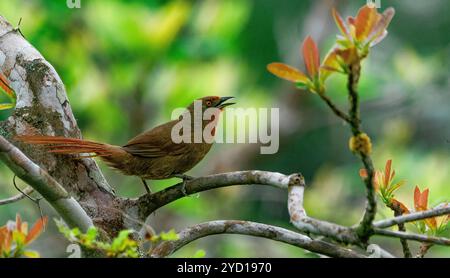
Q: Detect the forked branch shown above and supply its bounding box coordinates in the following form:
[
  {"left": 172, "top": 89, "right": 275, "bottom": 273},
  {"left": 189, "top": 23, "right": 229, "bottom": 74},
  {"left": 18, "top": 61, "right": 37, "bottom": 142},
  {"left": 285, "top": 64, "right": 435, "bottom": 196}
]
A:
[{"left": 150, "top": 220, "right": 365, "bottom": 258}]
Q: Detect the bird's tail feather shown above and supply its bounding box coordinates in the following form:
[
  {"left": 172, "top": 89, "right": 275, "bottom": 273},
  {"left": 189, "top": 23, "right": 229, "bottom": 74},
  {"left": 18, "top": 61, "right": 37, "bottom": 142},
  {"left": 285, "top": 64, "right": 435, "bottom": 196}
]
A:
[{"left": 15, "top": 135, "right": 115, "bottom": 157}]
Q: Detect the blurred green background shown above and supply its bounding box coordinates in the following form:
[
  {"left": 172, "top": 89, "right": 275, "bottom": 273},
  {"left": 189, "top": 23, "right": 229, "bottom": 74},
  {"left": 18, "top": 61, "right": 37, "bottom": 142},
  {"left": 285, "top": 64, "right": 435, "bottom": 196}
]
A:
[{"left": 0, "top": 0, "right": 449, "bottom": 257}]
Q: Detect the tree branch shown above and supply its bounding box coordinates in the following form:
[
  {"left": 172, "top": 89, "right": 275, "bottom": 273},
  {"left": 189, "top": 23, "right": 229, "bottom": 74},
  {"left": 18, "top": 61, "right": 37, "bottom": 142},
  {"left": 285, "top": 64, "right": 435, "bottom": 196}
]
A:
[
  {"left": 150, "top": 220, "right": 366, "bottom": 258},
  {"left": 373, "top": 206, "right": 450, "bottom": 229},
  {"left": 126, "top": 171, "right": 301, "bottom": 221},
  {"left": 347, "top": 62, "right": 376, "bottom": 241},
  {"left": 373, "top": 228, "right": 450, "bottom": 246},
  {"left": 0, "top": 185, "right": 33, "bottom": 205},
  {"left": 0, "top": 135, "right": 93, "bottom": 231},
  {"left": 287, "top": 178, "right": 360, "bottom": 245},
  {"left": 0, "top": 15, "right": 127, "bottom": 237}
]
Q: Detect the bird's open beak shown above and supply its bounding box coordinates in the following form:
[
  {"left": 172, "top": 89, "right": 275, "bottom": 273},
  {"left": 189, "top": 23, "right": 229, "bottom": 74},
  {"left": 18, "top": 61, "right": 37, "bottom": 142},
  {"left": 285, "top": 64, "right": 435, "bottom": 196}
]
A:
[{"left": 215, "top": 96, "right": 235, "bottom": 109}]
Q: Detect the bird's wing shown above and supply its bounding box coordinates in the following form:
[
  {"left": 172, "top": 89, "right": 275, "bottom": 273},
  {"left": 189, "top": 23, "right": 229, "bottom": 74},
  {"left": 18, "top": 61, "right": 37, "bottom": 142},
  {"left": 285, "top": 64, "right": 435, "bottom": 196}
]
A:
[{"left": 122, "top": 120, "right": 189, "bottom": 158}]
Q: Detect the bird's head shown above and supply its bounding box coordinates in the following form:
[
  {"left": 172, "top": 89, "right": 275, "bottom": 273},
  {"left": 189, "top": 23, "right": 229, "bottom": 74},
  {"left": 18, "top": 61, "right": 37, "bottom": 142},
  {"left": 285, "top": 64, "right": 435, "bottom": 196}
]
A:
[
  {"left": 182, "top": 96, "right": 235, "bottom": 136},
  {"left": 186, "top": 96, "right": 235, "bottom": 112}
]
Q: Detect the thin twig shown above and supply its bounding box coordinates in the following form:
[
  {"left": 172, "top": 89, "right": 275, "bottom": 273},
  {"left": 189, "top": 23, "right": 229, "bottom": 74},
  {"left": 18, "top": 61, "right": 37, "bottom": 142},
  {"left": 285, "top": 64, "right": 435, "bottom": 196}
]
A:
[
  {"left": 373, "top": 206, "right": 450, "bottom": 229},
  {"left": 13, "top": 175, "right": 44, "bottom": 221},
  {"left": 318, "top": 92, "right": 351, "bottom": 123},
  {"left": 373, "top": 228, "right": 450, "bottom": 246},
  {"left": 0, "top": 185, "right": 34, "bottom": 205}
]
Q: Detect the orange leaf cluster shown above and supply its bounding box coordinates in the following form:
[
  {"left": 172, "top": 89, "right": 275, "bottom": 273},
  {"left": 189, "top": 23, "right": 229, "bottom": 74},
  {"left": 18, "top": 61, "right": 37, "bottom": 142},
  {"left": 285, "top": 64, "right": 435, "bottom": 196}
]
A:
[
  {"left": 267, "top": 4, "right": 395, "bottom": 94},
  {"left": 333, "top": 5, "right": 395, "bottom": 48},
  {"left": 267, "top": 35, "right": 323, "bottom": 93},
  {"left": 0, "top": 214, "right": 47, "bottom": 258},
  {"left": 361, "top": 159, "right": 450, "bottom": 234},
  {"left": 360, "top": 159, "right": 405, "bottom": 206},
  {"left": 414, "top": 187, "right": 450, "bottom": 232}
]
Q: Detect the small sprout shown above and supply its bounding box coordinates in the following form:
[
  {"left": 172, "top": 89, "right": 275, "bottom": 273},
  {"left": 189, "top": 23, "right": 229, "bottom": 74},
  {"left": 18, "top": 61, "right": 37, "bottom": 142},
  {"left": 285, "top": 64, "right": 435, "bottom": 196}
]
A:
[
  {"left": 150, "top": 229, "right": 180, "bottom": 243},
  {"left": 414, "top": 186, "right": 436, "bottom": 232},
  {"left": 360, "top": 159, "right": 406, "bottom": 206},
  {"left": 56, "top": 219, "right": 139, "bottom": 258},
  {"left": 413, "top": 187, "right": 449, "bottom": 235},
  {"left": 349, "top": 133, "right": 372, "bottom": 156},
  {"left": 332, "top": 5, "right": 395, "bottom": 55}
]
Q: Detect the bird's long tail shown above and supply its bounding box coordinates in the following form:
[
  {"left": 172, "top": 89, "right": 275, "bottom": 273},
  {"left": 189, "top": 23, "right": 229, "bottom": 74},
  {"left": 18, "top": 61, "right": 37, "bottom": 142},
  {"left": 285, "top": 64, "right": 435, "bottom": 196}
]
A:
[{"left": 15, "top": 135, "right": 117, "bottom": 158}]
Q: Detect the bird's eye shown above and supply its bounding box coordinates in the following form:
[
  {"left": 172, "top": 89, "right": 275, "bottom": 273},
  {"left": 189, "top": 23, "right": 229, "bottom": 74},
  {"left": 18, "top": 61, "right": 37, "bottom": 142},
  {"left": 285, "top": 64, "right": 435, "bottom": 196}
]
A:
[{"left": 206, "top": 101, "right": 212, "bottom": 106}]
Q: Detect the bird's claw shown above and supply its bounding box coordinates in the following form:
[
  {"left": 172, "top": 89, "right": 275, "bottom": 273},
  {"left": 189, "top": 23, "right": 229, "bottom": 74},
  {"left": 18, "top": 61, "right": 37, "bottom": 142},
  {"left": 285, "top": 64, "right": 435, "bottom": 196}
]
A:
[
  {"left": 174, "top": 174, "right": 195, "bottom": 181},
  {"left": 174, "top": 174, "right": 195, "bottom": 196},
  {"left": 141, "top": 179, "right": 152, "bottom": 194},
  {"left": 181, "top": 180, "right": 188, "bottom": 196}
]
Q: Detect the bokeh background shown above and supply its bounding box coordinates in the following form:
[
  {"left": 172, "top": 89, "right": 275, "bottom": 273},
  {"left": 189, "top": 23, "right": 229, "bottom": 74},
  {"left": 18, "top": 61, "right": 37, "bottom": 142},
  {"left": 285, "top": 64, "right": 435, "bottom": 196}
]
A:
[{"left": 0, "top": 0, "right": 449, "bottom": 257}]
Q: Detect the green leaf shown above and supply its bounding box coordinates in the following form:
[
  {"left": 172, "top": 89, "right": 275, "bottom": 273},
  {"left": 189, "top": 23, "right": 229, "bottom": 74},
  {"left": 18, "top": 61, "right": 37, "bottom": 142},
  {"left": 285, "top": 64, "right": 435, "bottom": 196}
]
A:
[
  {"left": 0, "top": 103, "right": 15, "bottom": 110},
  {"left": 12, "top": 230, "right": 26, "bottom": 246},
  {"left": 295, "top": 81, "right": 307, "bottom": 89},
  {"left": 160, "top": 229, "right": 179, "bottom": 241},
  {"left": 386, "top": 180, "right": 406, "bottom": 196},
  {"left": 193, "top": 249, "right": 206, "bottom": 258},
  {"left": 23, "top": 250, "right": 40, "bottom": 258},
  {"left": 111, "top": 230, "right": 134, "bottom": 251},
  {"left": 71, "top": 228, "right": 81, "bottom": 237},
  {"left": 85, "top": 227, "right": 98, "bottom": 242}
]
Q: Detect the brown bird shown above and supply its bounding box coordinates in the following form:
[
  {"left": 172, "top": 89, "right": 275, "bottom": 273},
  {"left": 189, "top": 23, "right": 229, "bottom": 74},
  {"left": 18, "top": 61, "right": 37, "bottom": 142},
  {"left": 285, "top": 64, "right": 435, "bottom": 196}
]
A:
[{"left": 16, "top": 96, "right": 235, "bottom": 193}]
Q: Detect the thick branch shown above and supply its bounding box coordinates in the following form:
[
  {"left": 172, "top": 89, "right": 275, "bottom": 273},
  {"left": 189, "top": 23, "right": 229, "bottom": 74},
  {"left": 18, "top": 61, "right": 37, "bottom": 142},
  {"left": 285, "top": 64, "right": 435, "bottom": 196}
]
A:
[
  {"left": 127, "top": 171, "right": 301, "bottom": 221},
  {"left": 374, "top": 228, "right": 450, "bottom": 246},
  {"left": 150, "top": 220, "right": 365, "bottom": 258},
  {"left": 374, "top": 206, "right": 450, "bottom": 229},
  {"left": 0, "top": 186, "right": 33, "bottom": 205},
  {"left": 287, "top": 178, "right": 360, "bottom": 245},
  {"left": 0, "top": 135, "right": 93, "bottom": 231}
]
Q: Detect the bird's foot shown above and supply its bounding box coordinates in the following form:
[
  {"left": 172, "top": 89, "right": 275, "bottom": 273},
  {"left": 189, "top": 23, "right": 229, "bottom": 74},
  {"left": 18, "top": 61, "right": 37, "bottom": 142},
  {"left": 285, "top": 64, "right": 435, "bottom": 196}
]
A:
[
  {"left": 181, "top": 180, "right": 188, "bottom": 196},
  {"left": 173, "top": 174, "right": 195, "bottom": 196},
  {"left": 174, "top": 174, "right": 195, "bottom": 181},
  {"left": 141, "top": 179, "right": 152, "bottom": 194}
]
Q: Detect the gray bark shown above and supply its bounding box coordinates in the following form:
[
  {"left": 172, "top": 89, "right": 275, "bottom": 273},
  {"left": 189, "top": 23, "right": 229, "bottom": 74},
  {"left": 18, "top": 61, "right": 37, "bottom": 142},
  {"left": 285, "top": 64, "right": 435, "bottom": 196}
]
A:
[{"left": 0, "top": 16, "right": 126, "bottom": 236}]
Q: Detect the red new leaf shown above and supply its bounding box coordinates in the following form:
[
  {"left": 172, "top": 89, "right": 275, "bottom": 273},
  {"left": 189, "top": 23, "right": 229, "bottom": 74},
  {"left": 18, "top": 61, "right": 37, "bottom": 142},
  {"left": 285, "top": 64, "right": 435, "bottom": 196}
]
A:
[
  {"left": 354, "top": 5, "right": 379, "bottom": 41},
  {"left": 302, "top": 36, "right": 320, "bottom": 77},
  {"left": 332, "top": 8, "right": 349, "bottom": 38},
  {"left": 25, "top": 217, "right": 47, "bottom": 244}
]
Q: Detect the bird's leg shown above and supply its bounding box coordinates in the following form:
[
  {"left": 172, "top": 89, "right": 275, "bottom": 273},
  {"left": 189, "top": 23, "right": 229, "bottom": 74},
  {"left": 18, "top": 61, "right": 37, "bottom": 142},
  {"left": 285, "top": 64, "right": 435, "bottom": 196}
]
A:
[
  {"left": 173, "top": 174, "right": 195, "bottom": 196},
  {"left": 141, "top": 179, "right": 151, "bottom": 194},
  {"left": 173, "top": 174, "right": 195, "bottom": 180}
]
